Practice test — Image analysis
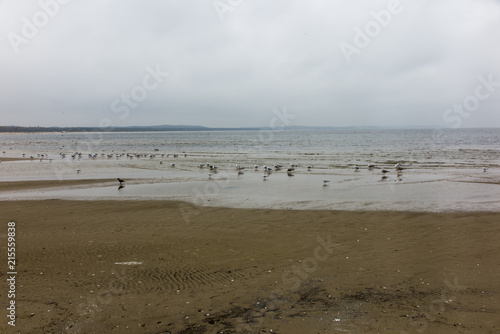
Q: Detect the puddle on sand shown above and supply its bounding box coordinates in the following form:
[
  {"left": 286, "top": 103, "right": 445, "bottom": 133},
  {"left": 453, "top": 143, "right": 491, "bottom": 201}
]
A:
[{"left": 2, "top": 171, "right": 499, "bottom": 212}]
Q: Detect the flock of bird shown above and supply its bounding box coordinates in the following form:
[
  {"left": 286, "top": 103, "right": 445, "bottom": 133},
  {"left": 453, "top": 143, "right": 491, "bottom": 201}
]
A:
[
  {"left": 114, "top": 161, "right": 407, "bottom": 187},
  {"left": 111, "top": 157, "right": 413, "bottom": 188},
  {"left": 1, "top": 149, "right": 490, "bottom": 189}
]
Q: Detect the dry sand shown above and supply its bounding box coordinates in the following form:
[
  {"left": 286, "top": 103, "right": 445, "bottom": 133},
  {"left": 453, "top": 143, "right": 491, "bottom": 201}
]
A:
[{"left": 0, "top": 200, "right": 499, "bottom": 334}]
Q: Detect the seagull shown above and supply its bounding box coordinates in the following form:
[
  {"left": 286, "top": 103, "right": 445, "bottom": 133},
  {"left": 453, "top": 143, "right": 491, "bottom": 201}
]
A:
[
  {"left": 263, "top": 175, "right": 269, "bottom": 180},
  {"left": 159, "top": 160, "right": 163, "bottom": 164},
  {"left": 395, "top": 163, "right": 404, "bottom": 171},
  {"left": 76, "top": 169, "right": 81, "bottom": 174},
  {"left": 367, "top": 164, "right": 375, "bottom": 170},
  {"left": 381, "top": 169, "right": 389, "bottom": 174},
  {"left": 117, "top": 178, "right": 125, "bottom": 185},
  {"left": 254, "top": 165, "right": 259, "bottom": 169},
  {"left": 354, "top": 165, "right": 360, "bottom": 171},
  {"left": 307, "top": 165, "right": 312, "bottom": 171},
  {"left": 170, "top": 163, "right": 175, "bottom": 167},
  {"left": 483, "top": 167, "right": 488, "bottom": 172},
  {"left": 208, "top": 173, "right": 214, "bottom": 179},
  {"left": 323, "top": 179, "right": 330, "bottom": 186}
]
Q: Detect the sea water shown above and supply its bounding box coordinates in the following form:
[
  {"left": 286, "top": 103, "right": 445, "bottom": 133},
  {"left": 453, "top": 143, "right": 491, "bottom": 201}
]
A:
[{"left": 0, "top": 129, "right": 499, "bottom": 211}]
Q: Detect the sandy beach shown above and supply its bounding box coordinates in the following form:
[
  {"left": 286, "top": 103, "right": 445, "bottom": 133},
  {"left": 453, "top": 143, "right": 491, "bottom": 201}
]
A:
[
  {"left": 1, "top": 198, "right": 499, "bottom": 334},
  {"left": 2, "top": 0, "right": 499, "bottom": 331}
]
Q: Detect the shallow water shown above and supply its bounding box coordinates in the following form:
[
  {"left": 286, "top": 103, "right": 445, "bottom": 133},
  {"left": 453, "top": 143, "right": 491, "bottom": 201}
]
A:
[{"left": 1, "top": 129, "right": 499, "bottom": 211}]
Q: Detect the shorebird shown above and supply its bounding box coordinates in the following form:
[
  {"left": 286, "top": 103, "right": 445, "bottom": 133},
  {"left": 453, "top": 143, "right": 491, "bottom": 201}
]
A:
[
  {"left": 395, "top": 163, "right": 404, "bottom": 171},
  {"left": 381, "top": 169, "right": 389, "bottom": 174},
  {"left": 367, "top": 164, "right": 375, "bottom": 170},
  {"left": 159, "top": 160, "right": 163, "bottom": 164},
  {"left": 483, "top": 167, "right": 488, "bottom": 172},
  {"left": 354, "top": 165, "right": 360, "bottom": 171},
  {"left": 117, "top": 178, "right": 125, "bottom": 185},
  {"left": 307, "top": 165, "right": 312, "bottom": 171}
]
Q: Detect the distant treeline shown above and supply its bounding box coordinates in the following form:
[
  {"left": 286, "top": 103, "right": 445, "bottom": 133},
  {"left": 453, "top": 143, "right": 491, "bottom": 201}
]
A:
[
  {"left": 0, "top": 125, "right": 213, "bottom": 133},
  {"left": 0, "top": 125, "right": 433, "bottom": 133}
]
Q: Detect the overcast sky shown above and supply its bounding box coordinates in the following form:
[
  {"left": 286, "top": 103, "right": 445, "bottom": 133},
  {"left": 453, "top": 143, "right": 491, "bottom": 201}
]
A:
[{"left": 1, "top": 0, "right": 499, "bottom": 128}]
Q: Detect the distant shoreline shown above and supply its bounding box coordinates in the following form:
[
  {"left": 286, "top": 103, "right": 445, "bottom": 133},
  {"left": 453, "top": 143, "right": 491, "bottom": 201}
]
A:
[{"left": 0, "top": 124, "right": 467, "bottom": 133}]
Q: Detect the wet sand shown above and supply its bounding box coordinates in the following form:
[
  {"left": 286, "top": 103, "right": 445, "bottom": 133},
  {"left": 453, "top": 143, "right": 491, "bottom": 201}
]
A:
[
  {"left": 0, "top": 179, "right": 115, "bottom": 192},
  {"left": 0, "top": 158, "right": 31, "bottom": 162},
  {"left": 0, "top": 200, "right": 499, "bottom": 334}
]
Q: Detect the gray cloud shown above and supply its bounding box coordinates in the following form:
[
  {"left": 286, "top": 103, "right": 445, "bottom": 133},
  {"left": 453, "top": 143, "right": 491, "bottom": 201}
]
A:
[{"left": 1, "top": 0, "right": 499, "bottom": 128}]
